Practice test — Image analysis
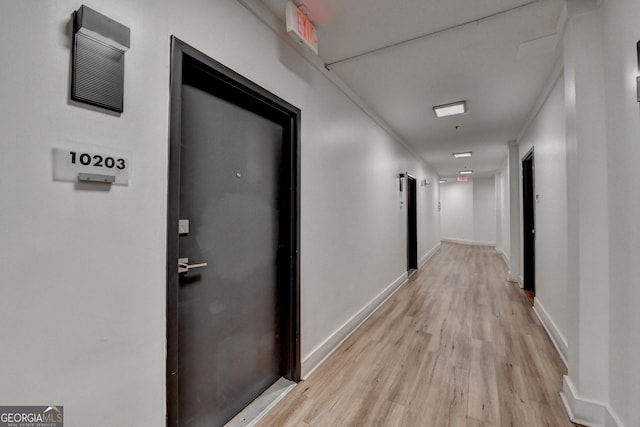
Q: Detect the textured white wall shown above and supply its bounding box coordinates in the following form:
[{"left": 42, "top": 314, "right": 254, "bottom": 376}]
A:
[{"left": 0, "top": 1, "right": 440, "bottom": 426}]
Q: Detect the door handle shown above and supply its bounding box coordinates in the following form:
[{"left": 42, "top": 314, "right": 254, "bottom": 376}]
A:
[{"left": 178, "top": 257, "right": 208, "bottom": 273}]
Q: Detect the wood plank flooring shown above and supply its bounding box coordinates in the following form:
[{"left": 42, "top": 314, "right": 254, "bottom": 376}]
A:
[{"left": 257, "top": 243, "right": 575, "bottom": 427}]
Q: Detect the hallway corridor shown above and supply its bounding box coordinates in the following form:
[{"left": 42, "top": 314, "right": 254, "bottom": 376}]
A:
[{"left": 257, "top": 243, "right": 574, "bottom": 426}]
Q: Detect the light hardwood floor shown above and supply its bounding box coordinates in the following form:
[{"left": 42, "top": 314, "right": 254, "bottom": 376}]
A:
[{"left": 257, "top": 243, "right": 576, "bottom": 427}]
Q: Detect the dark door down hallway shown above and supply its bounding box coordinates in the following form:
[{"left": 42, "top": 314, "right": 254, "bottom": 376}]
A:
[{"left": 257, "top": 243, "right": 575, "bottom": 426}]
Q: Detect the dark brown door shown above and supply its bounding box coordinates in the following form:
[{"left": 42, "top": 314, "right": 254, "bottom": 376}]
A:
[
  {"left": 407, "top": 174, "right": 418, "bottom": 272},
  {"left": 522, "top": 149, "right": 535, "bottom": 294},
  {"left": 167, "top": 38, "right": 300, "bottom": 427}
]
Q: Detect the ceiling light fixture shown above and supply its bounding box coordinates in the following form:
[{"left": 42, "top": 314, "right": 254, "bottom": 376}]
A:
[
  {"left": 453, "top": 151, "right": 472, "bottom": 158},
  {"left": 433, "top": 101, "right": 467, "bottom": 118},
  {"left": 439, "top": 179, "right": 447, "bottom": 183},
  {"left": 636, "top": 41, "right": 640, "bottom": 102},
  {"left": 459, "top": 170, "right": 473, "bottom": 175}
]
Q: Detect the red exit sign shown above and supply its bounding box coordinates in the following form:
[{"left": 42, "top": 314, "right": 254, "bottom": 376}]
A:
[{"left": 286, "top": 2, "right": 318, "bottom": 54}]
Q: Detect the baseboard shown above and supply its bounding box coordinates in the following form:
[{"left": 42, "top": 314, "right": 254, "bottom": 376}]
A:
[
  {"left": 604, "top": 405, "right": 625, "bottom": 427},
  {"left": 532, "top": 298, "right": 568, "bottom": 367},
  {"left": 507, "top": 270, "right": 523, "bottom": 287},
  {"left": 473, "top": 240, "right": 497, "bottom": 247},
  {"left": 419, "top": 241, "right": 441, "bottom": 268},
  {"left": 441, "top": 238, "right": 496, "bottom": 247},
  {"left": 441, "top": 237, "right": 474, "bottom": 245},
  {"left": 300, "top": 271, "right": 409, "bottom": 379},
  {"left": 496, "top": 249, "right": 510, "bottom": 269},
  {"left": 561, "top": 376, "right": 613, "bottom": 427}
]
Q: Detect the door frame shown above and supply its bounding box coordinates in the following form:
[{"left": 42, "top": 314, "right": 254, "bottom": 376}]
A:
[
  {"left": 166, "top": 37, "right": 301, "bottom": 426},
  {"left": 522, "top": 147, "right": 535, "bottom": 294}
]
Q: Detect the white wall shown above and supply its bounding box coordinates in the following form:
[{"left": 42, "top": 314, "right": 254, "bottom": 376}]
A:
[
  {"left": 507, "top": 141, "right": 522, "bottom": 283},
  {"left": 563, "top": 5, "right": 612, "bottom": 424},
  {"left": 506, "top": 3, "right": 640, "bottom": 426},
  {"left": 473, "top": 177, "right": 497, "bottom": 245},
  {"left": 418, "top": 178, "right": 442, "bottom": 265},
  {"left": 0, "top": 1, "right": 440, "bottom": 426},
  {"left": 600, "top": 0, "right": 640, "bottom": 425},
  {"left": 495, "top": 160, "right": 510, "bottom": 265},
  {"left": 517, "top": 73, "right": 569, "bottom": 362},
  {"left": 440, "top": 181, "right": 474, "bottom": 243},
  {"left": 440, "top": 177, "right": 495, "bottom": 245}
]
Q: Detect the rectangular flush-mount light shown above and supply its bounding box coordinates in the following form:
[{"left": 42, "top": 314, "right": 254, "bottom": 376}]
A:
[
  {"left": 459, "top": 170, "right": 473, "bottom": 175},
  {"left": 453, "top": 151, "right": 472, "bottom": 158},
  {"left": 636, "top": 41, "right": 640, "bottom": 102},
  {"left": 433, "top": 101, "right": 467, "bottom": 118}
]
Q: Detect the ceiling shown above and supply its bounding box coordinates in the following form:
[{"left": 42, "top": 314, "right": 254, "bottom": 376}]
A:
[{"left": 260, "top": 0, "right": 564, "bottom": 179}]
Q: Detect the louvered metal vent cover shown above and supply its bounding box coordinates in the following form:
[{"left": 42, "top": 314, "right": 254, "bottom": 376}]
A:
[
  {"left": 70, "top": 5, "right": 130, "bottom": 113},
  {"left": 72, "top": 33, "right": 125, "bottom": 112}
]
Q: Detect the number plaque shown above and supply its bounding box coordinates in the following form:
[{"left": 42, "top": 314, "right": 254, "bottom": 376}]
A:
[{"left": 53, "top": 146, "right": 130, "bottom": 185}]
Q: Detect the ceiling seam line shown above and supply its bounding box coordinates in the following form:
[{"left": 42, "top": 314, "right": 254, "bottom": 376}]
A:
[{"left": 325, "top": 0, "right": 540, "bottom": 68}]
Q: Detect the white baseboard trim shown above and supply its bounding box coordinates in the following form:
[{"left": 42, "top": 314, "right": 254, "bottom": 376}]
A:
[
  {"left": 473, "top": 240, "right": 497, "bottom": 247},
  {"left": 419, "top": 241, "right": 441, "bottom": 268},
  {"left": 441, "top": 237, "right": 474, "bottom": 245},
  {"left": 496, "top": 249, "right": 510, "bottom": 269},
  {"left": 300, "top": 271, "right": 409, "bottom": 379},
  {"left": 507, "top": 271, "right": 522, "bottom": 287},
  {"left": 441, "top": 238, "right": 496, "bottom": 247},
  {"left": 605, "top": 405, "right": 625, "bottom": 427},
  {"left": 560, "top": 376, "right": 622, "bottom": 427},
  {"left": 532, "top": 298, "right": 568, "bottom": 367}
]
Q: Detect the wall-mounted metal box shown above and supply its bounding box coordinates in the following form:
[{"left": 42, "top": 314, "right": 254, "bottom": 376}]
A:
[{"left": 71, "top": 5, "right": 130, "bottom": 113}]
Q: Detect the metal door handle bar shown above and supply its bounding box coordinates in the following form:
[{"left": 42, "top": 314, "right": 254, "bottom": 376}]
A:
[
  {"left": 178, "top": 257, "right": 208, "bottom": 273},
  {"left": 179, "top": 262, "right": 208, "bottom": 269}
]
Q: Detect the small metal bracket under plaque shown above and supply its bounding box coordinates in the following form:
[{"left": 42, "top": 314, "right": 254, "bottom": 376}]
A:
[{"left": 78, "top": 172, "right": 115, "bottom": 183}]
